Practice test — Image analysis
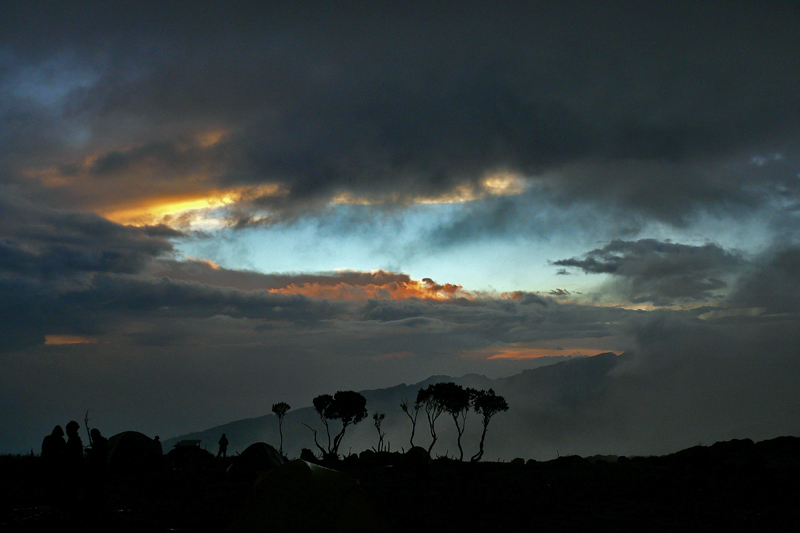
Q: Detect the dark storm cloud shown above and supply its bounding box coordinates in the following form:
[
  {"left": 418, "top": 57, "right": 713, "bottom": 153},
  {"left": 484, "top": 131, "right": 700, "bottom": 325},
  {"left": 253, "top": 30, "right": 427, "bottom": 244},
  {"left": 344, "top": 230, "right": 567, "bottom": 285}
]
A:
[
  {"left": 0, "top": 187, "right": 180, "bottom": 350},
  {"left": 3, "top": 2, "right": 799, "bottom": 223},
  {"left": 729, "top": 246, "right": 800, "bottom": 313},
  {"left": 423, "top": 186, "right": 645, "bottom": 251},
  {"left": 0, "top": 268, "right": 347, "bottom": 354},
  {"left": 149, "top": 259, "right": 421, "bottom": 292},
  {"left": 614, "top": 304, "right": 800, "bottom": 387},
  {"left": 0, "top": 278, "right": 49, "bottom": 352},
  {"left": 357, "top": 292, "right": 627, "bottom": 347},
  {"left": 0, "top": 188, "right": 175, "bottom": 279},
  {"left": 90, "top": 141, "right": 206, "bottom": 177},
  {"left": 553, "top": 239, "right": 745, "bottom": 305}
]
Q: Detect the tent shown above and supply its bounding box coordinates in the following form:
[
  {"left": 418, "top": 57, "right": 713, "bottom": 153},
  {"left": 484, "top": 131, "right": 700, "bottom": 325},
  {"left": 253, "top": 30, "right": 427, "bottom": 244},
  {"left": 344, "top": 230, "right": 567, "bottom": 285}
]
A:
[
  {"left": 106, "top": 431, "right": 163, "bottom": 477},
  {"left": 166, "top": 440, "right": 215, "bottom": 472},
  {"left": 227, "top": 442, "right": 285, "bottom": 482},
  {"left": 228, "top": 459, "right": 383, "bottom": 532}
]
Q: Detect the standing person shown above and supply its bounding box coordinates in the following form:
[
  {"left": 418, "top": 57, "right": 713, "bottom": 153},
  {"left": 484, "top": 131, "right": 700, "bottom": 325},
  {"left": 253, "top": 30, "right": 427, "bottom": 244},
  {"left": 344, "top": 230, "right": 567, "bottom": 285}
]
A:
[
  {"left": 42, "top": 425, "right": 66, "bottom": 466},
  {"left": 63, "top": 420, "right": 85, "bottom": 503},
  {"left": 217, "top": 433, "right": 229, "bottom": 458},
  {"left": 64, "top": 421, "right": 83, "bottom": 464},
  {"left": 86, "top": 428, "right": 109, "bottom": 475},
  {"left": 41, "top": 425, "right": 67, "bottom": 501},
  {"left": 86, "top": 428, "right": 109, "bottom": 503},
  {"left": 64, "top": 421, "right": 84, "bottom": 481}
]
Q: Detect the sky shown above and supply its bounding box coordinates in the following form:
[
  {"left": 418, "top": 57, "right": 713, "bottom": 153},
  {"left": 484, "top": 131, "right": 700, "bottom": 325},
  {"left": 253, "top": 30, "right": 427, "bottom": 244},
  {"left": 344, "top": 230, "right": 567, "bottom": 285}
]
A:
[{"left": 2, "top": 1, "right": 800, "bottom": 455}]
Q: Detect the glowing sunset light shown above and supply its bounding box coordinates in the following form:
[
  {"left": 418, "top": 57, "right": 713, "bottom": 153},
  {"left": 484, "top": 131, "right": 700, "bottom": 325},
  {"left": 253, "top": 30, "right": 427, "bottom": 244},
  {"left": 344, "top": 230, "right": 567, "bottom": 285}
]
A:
[
  {"left": 462, "top": 338, "right": 621, "bottom": 361},
  {"left": 45, "top": 335, "right": 97, "bottom": 345},
  {"left": 102, "top": 183, "right": 287, "bottom": 227},
  {"left": 331, "top": 171, "right": 526, "bottom": 206},
  {"left": 269, "top": 277, "right": 470, "bottom": 300},
  {"left": 102, "top": 194, "right": 235, "bottom": 226},
  {"left": 195, "top": 128, "right": 232, "bottom": 148},
  {"left": 485, "top": 346, "right": 618, "bottom": 360},
  {"left": 481, "top": 171, "right": 527, "bottom": 195}
]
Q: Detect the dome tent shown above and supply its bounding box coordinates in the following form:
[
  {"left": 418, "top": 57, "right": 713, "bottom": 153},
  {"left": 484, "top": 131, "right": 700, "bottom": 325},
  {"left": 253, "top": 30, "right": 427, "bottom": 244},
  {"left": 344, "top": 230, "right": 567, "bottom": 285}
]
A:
[
  {"left": 105, "top": 431, "right": 162, "bottom": 477},
  {"left": 228, "top": 459, "right": 383, "bottom": 532},
  {"left": 227, "top": 442, "right": 285, "bottom": 482}
]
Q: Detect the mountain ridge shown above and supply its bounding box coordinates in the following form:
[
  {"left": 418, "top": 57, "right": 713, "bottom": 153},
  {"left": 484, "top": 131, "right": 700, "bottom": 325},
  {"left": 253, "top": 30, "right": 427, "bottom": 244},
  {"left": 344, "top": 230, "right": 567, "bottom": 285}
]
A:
[
  {"left": 163, "top": 349, "right": 800, "bottom": 461},
  {"left": 162, "top": 353, "right": 618, "bottom": 459}
]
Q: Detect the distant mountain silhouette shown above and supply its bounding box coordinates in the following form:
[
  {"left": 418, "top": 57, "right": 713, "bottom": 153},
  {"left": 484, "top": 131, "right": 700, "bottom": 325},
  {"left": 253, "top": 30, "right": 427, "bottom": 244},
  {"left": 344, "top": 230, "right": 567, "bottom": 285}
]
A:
[
  {"left": 163, "top": 353, "right": 620, "bottom": 460},
  {"left": 163, "top": 350, "right": 799, "bottom": 461}
]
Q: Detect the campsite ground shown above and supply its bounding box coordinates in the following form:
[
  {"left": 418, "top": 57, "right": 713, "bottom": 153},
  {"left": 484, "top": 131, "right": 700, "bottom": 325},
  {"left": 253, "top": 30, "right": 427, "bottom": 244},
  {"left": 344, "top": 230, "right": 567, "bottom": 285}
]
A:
[{"left": 2, "top": 437, "right": 800, "bottom": 531}]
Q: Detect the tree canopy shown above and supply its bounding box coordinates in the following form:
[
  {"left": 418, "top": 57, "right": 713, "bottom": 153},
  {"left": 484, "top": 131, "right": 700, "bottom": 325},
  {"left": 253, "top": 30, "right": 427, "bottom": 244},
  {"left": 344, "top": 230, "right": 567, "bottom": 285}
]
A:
[
  {"left": 415, "top": 383, "right": 448, "bottom": 455},
  {"left": 305, "top": 390, "right": 367, "bottom": 459},
  {"left": 271, "top": 402, "right": 290, "bottom": 455},
  {"left": 470, "top": 388, "right": 509, "bottom": 462},
  {"left": 436, "top": 383, "right": 473, "bottom": 461},
  {"left": 412, "top": 383, "right": 509, "bottom": 461}
]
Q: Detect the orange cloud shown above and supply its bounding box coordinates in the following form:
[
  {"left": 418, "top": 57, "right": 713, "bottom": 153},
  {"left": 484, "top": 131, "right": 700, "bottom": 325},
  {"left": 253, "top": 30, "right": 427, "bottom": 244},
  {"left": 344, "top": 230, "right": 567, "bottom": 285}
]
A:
[
  {"left": 486, "top": 347, "right": 615, "bottom": 360},
  {"left": 101, "top": 183, "right": 288, "bottom": 227},
  {"left": 45, "top": 335, "right": 97, "bottom": 345},
  {"left": 332, "top": 170, "right": 526, "bottom": 206},
  {"left": 269, "top": 276, "right": 471, "bottom": 300},
  {"left": 195, "top": 128, "right": 231, "bottom": 148},
  {"left": 465, "top": 339, "right": 621, "bottom": 361}
]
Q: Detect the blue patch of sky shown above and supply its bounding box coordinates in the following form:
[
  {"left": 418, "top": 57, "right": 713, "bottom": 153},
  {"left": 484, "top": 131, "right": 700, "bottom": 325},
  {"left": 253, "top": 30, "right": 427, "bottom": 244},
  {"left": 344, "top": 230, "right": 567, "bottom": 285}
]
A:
[
  {"left": 176, "top": 175, "right": 785, "bottom": 296},
  {"left": 176, "top": 200, "right": 616, "bottom": 294}
]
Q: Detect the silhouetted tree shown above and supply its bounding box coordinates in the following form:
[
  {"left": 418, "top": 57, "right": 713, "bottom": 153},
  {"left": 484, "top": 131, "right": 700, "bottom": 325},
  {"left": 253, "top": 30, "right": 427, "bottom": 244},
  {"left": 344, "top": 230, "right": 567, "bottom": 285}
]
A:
[
  {"left": 372, "top": 411, "right": 386, "bottom": 452},
  {"left": 271, "top": 402, "right": 291, "bottom": 455},
  {"left": 329, "top": 390, "right": 368, "bottom": 456},
  {"left": 416, "top": 383, "right": 447, "bottom": 455},
  {"left": 304, "top": 394, "right": 334, "bottom": 458},
  {"left": 304, "top": 391, "right": 367, "bottom": 459},
  {"left": 470, "top": 389, "right": 509, "bottom": 462},
  {"left": 400, "top": 399, "right": 421, "bottom": 447},
  {"left": 438, "top": 383, "right": 474, "bottom": 461}
]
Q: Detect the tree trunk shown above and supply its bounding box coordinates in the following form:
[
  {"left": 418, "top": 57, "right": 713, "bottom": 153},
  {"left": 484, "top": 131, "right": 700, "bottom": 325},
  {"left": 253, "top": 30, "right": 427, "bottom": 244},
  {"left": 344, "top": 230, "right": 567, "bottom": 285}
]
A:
[
  {"left": 471, "top": 423, "right": 489, "bottom": 462},
  {"left": 454, "top": 414, "right": 465, "bottom": 461}
]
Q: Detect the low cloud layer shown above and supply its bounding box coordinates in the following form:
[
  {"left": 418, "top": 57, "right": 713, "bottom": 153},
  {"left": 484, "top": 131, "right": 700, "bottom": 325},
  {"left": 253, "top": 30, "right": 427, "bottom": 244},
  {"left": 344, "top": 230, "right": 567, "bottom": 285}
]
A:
[{"left": 553, "top": 239, "right": 745, "bottom": 305}]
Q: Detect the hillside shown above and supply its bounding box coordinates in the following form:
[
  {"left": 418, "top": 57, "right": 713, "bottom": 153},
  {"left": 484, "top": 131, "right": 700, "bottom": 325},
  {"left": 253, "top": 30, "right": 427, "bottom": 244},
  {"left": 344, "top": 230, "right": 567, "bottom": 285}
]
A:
[{"left": 163, "top": 350, "right": 800, "bottom": 461}]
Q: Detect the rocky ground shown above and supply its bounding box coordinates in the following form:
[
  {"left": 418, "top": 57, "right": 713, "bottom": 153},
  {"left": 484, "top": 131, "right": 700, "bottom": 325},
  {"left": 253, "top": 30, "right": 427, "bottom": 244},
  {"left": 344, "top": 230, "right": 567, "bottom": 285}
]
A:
[{"left": 2, "top": 437, "right": 800, "bottom": 531}]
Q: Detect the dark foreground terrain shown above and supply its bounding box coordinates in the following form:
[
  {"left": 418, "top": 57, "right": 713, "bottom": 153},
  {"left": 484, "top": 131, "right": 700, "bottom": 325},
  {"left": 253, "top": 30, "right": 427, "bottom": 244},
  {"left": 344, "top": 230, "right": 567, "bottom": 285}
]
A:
[{"left": 3, "top": 436, "right": 800, "bottom": 532}]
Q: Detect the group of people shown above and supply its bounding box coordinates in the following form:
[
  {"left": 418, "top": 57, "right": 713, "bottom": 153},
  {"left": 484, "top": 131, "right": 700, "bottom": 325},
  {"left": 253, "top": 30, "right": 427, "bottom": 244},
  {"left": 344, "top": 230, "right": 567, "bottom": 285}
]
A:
[{"left": 41, "top": 421, "right": 110, "bottom": 497}]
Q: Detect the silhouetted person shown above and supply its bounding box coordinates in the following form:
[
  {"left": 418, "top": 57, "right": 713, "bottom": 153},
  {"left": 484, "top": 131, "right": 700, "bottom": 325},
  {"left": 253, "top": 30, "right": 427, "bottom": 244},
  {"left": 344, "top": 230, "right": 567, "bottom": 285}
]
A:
[
  {"left": 65, "top": 421, "right": 84, "bottom": 465},
  {"left": 87, "top": 429, "right": 108, "bottom": 472},
  {"left": 217, "top": 433, "right": 229, "bottom": 458},
  {"left": 88, "top": 428, "right": 109, "bottom": 460},
  {"left": 86, "top": 428, "right": 109, "bottom": 502},
  {"left": 153, "top": 435, "right": 163, "bottom": 455},
  {"left": 63, "top": 420, "right": 85, "bottom": 501},
  {"left": 41, "top": 425, "right": 66, "bottom": 481},
  {"left": 41, "top": 425, "right": 67, "bottom": 501}
]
